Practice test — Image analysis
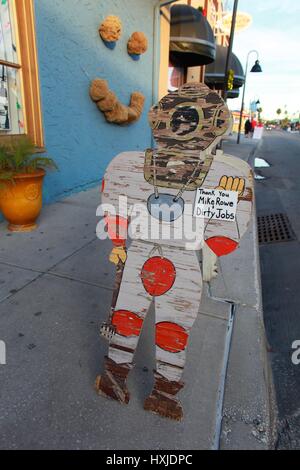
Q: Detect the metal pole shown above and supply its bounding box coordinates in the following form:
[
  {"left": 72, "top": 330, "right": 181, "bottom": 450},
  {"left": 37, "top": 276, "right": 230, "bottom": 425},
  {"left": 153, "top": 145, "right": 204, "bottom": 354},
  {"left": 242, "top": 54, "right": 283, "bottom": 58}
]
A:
[
  {"left": 237, "top": 50, "right": 259, "bottom": 144},
  {"left": 223, "top": 0, "right": 239, "bottom": 102},
  {"left": 217, "top": 0, "right": 238, "bottom": 150},
  {"left": 237, "top": 60, "right": 248, "bottom": 144}
]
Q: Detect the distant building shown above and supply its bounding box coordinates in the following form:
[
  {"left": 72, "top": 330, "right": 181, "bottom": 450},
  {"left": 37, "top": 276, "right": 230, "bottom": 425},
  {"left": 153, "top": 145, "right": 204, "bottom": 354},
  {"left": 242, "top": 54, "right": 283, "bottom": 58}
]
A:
[{"left": 231, "top": 110, "right": 250, "bottom": 134}]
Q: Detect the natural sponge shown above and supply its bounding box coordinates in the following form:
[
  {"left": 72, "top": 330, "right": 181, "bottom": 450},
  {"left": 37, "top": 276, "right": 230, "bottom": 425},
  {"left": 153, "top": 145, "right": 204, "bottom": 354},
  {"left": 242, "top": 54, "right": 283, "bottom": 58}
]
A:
[
  {"left": 127, "top": 92, "right": 145, "bottom": 123},
  {"left": 99, "top": 15, "right": 122, "bottom": 43},
  {"left": 127, "top": 32, "right": 148, "bottom": 56},
  {"left": 97, "top": 91, "right": 118, "bottom": 112},
  {"left": 89, "top": 79, "right": 109, "bottom": 102},
  {"left": 90, "top": 79, "right": 145, "bottom": 125}
]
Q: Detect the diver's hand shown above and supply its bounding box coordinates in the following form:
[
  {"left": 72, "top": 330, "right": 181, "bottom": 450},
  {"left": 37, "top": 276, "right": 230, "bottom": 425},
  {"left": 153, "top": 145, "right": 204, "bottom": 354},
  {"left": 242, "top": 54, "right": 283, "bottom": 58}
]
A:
[
  {"left": 216, "top": 176, "right": 245, "bottom": 197},
  {"left": 109, "top": 246, "right": 127, "bottom": 265}
]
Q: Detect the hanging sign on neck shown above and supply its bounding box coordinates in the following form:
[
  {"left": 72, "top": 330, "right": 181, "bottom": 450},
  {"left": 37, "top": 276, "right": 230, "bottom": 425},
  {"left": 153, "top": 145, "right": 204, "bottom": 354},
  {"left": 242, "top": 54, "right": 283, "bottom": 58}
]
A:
[{"left": 193, "top": 187, "right": 238, "bottom": 221}]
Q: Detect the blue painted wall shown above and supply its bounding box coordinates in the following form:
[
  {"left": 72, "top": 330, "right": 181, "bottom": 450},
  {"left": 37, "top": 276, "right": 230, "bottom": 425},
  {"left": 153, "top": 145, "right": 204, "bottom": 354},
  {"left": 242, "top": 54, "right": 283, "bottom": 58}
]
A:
[{"left": 34, "top": 0, "right": 158, "bottom": 203}]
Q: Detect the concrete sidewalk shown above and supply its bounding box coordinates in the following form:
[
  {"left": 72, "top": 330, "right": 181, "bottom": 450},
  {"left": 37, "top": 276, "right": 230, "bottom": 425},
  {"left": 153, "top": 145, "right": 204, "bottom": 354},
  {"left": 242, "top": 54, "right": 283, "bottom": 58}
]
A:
[
  {"left": 0, "top": 136, "right": 273, "bottom": 450},
  {"left": 219, "top": 134, "right": 275, "bottom": 449}
]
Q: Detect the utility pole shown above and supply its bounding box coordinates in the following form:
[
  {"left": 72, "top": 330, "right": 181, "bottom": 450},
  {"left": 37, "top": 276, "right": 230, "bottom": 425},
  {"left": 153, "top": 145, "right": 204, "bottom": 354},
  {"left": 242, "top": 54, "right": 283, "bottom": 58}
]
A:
[
  {"left": 223, "top": 0, "right": 239, "bottom": 102},
  {"left": 237, "top": 50, "right": 262, "bottom": 143}
]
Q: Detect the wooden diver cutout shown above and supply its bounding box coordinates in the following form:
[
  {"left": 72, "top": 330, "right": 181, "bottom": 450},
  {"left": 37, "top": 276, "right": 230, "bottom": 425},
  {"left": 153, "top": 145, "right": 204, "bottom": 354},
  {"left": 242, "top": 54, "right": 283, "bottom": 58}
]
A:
[{"left": 95, "top": 82, "right": 253, "bottom": 421}]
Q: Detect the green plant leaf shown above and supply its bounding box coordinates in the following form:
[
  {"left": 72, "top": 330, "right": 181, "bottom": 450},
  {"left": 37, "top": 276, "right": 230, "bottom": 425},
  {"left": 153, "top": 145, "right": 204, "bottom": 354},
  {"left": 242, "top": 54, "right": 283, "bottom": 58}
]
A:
[{"left": 0, "top": 136, "right": 57, "bottom": 176}]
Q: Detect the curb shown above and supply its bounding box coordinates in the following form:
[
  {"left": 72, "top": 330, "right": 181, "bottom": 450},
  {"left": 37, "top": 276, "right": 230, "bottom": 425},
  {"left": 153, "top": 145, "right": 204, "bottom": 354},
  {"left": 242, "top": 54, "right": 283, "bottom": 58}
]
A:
[
  {"left": 251, "top": 134, "right": 279, "bottom": 449},
  {"left": 214, "top": 137, "right": 277, "bottom": 449},
  {"left": 247, "top": 135, "right": 264, "bottom": 164}
]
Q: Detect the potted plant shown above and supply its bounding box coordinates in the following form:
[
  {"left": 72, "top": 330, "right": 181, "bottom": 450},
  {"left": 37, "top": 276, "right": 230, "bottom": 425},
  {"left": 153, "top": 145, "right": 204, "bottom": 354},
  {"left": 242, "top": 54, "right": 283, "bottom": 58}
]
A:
[{"left": 0, "top": 136, "right": 57, "bottom": 232}]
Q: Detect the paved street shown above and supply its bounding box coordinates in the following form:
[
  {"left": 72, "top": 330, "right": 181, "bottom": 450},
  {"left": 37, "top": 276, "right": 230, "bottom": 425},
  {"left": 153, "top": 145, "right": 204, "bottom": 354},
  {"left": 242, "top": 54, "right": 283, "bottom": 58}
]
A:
[{"left": 254, "top": 130, "right": 300, "bottom": 449}]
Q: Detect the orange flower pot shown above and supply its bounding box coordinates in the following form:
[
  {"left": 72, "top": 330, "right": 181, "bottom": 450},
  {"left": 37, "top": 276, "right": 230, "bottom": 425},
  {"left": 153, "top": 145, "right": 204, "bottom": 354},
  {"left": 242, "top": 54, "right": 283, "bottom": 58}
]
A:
[{"left": 0, "top": 169, "right": 45, "bottom": 232}]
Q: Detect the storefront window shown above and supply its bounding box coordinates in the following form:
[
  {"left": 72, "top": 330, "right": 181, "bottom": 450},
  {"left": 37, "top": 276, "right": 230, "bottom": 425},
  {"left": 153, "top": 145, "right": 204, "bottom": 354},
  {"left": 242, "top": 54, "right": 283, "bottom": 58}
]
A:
[
  {"left": 0, "top": 0, "right": 24, "bottom": 134},
  {"left": 0, "top": 0, "right": 44, "bottom": 147}
]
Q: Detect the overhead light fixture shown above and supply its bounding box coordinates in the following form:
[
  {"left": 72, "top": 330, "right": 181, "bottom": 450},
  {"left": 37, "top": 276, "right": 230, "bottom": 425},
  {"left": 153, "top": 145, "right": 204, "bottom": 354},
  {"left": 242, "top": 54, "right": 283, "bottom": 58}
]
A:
[
  {"left": 237, "top": 51, "right": 263, "bottom": 144},
  {"left": 250, "top": 60, "right": 262, "bottom": 73}
]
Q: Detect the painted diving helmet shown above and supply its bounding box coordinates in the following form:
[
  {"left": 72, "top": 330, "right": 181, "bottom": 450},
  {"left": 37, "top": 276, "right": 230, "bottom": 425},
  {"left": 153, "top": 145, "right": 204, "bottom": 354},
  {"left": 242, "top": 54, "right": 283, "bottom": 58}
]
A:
[{"left": 145, "top": 82, "right": 232, "bottom": 191}]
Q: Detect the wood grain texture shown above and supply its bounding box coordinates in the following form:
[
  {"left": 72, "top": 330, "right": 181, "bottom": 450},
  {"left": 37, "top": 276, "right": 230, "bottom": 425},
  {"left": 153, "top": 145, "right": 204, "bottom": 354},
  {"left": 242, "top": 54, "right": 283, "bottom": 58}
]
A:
[{"left": 98, "top": 82, "right": 253, "bottom": 420}]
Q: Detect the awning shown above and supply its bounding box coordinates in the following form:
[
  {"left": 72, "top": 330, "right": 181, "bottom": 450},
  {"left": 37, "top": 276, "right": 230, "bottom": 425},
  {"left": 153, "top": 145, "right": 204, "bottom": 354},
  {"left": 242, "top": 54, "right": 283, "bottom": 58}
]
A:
[
  {"left": 205, "top": 45, "right": 244, "bottom": 89},
  {"left": 169, "top": 5, "right": 216, "bottom": 67},
  {"left": 227, "top": 88, "right": 240, "bottom": 99}
]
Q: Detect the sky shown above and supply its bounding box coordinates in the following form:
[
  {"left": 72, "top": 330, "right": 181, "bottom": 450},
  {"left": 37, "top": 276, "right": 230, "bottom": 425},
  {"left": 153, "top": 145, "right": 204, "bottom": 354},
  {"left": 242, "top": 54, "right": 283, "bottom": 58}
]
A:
[{"left": 224, "top": 0, "right": 300, "bottom": 120}]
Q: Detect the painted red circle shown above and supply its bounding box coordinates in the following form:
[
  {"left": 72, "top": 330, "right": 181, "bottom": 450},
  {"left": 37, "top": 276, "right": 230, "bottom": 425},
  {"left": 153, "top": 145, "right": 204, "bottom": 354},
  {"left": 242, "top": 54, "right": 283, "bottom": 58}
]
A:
[
  {"left": 141, "top": 256, "right": 176, "bottom": 296},
  {"left": 112, "top": 310, "right": 143, "bottom": 337},
  {"left": 156, "top": 322, "right": 188, "bottom": 353},
  {"left": 205, "top": 236, "right": 238, "bottom": 257}
]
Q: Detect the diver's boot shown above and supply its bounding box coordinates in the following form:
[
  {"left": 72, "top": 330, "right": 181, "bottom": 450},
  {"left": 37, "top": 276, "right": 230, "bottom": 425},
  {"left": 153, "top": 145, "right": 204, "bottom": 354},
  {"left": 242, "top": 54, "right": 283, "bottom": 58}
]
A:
[
  {"left": 95, "top": 356, "right": 132, "bottom": 404},
  {"left": 144, "top": 372, "right": 184, "bottom": 421}
]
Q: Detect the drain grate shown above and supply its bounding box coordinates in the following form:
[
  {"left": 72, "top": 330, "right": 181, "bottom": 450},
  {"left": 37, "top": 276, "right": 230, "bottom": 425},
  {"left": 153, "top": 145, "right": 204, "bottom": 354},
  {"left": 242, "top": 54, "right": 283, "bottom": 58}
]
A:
[{"left": 257, "top": 213, "right": 296, "bottom": 244}]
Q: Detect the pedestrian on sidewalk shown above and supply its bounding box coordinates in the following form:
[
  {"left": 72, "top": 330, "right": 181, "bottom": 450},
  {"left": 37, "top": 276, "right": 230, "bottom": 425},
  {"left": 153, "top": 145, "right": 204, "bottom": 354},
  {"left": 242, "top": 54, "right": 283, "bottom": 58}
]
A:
[{"left": 244, "top": 119, "right": 252, "bottom": 138}]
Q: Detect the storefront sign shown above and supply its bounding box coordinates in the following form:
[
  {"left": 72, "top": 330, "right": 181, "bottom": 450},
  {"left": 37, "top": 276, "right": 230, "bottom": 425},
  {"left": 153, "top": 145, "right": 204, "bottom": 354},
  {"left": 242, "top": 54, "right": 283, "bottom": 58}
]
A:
[
  {"left": 222, "top": 12, "right": 252, "bottom": 34},
  {"left": 253, "top": 127, "right": 264, "bottom": 140}
]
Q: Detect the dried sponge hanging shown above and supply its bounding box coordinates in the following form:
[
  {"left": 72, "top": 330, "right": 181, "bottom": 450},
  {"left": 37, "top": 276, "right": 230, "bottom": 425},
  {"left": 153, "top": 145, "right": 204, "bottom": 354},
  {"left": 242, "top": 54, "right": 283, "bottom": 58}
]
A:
[
  {"left": 99, "top": 15, "right": 122, "bottom": 46},
  {"left": 127, "top": 32, "right": 148, "bottom": 59},
  {"left": 90, "top": 79, "right": 145, "bottom": 125}
]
